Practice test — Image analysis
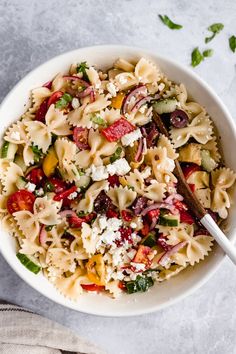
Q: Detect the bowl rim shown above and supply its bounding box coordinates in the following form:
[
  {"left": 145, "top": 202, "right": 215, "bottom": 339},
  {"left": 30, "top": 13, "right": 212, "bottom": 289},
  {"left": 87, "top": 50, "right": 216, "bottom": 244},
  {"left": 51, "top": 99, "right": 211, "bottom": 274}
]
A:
[{"left": 0, "top": 44, "right": 235, "bottom": 317}]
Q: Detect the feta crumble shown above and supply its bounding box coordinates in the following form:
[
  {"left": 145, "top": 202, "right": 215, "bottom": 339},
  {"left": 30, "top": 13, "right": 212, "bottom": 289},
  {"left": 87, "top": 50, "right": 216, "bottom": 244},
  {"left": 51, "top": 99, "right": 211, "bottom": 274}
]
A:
[
  {"left": 71, "top": 97, "right": 80, "bottom": 109},
  {"left": 106, "top": 82, "right": 117, "bottom": 97},
  {"left": 25, "top": 182, "right": 36, "bottom": 192},
  {"left": 107, "top": 158, "right": 131, "bottom": 176},
  {"left": 90, "top": 165, "right": 109, "bottom": 181},
  {"left": 121, "top": 128, "right": 142, "bottom": 147},
  {"left": 10, "top": 131, "right": 21, "bottom": 141},
  {"left": 67, "top": 191, "right": 78, "bottom": 200}
]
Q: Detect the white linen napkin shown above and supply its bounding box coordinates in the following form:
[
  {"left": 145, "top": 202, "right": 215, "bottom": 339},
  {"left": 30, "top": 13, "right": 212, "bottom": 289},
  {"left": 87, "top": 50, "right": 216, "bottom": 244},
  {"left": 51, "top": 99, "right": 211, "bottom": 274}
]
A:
[{"left": 0, "top": 302, "right": 105, "bottom": 354}]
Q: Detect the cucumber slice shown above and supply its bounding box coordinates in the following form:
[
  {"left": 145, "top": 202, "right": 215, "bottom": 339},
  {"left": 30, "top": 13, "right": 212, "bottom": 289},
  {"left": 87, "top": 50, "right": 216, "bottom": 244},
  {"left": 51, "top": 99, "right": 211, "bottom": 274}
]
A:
[
  {"left": 1, "top": 141, "right": 18, "bottom": 159},
  {"left": 75, "top": 175, "right": 91, "bottom": 189},
  {"left": 153, "top": 98, "right": 177, "bottom": 115},
  {"left": 16, "top": 176, "right": 27, "bottom": 190},
  {"left": 141, "top": 233, "right": 156, "bottom": 247},
  {"left": 16, "top": 253, "right": 41, "bottom": 274},
  {"left": 159, "top": 214, "right": 179, "bottom": 227},
  {"left": 201, "top": 149, "right": 217, "bottom": 172}
]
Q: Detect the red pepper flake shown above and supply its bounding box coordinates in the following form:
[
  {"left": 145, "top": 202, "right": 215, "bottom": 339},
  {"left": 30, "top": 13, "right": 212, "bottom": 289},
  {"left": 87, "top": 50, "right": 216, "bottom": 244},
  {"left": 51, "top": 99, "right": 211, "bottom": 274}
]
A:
[{"left": 101, "top": 117, "right": 135, "bottom": 142}]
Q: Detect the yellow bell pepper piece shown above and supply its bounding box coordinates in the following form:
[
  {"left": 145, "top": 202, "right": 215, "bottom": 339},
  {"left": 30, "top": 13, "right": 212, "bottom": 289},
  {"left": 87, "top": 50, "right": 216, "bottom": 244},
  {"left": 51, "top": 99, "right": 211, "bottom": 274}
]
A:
[
  {"left": 42, "top": 147, "right": 58, "bottom": 177},
  {"left": 111, "top": 92, "right": 125, "bottom": 109},
  {"left": 86, "top": 254, "right": 106, "bottom": 286}
]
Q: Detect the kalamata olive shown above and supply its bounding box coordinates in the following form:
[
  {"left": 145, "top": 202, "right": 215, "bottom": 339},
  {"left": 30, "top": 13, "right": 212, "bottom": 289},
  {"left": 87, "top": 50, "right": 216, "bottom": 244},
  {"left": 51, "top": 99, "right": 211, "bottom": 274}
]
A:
[
  {"left": 94, "top": 191, "right": 112, "bottom": 213},
  {"left": 170, "top": 109, "right": 188, "bottom": 128}
]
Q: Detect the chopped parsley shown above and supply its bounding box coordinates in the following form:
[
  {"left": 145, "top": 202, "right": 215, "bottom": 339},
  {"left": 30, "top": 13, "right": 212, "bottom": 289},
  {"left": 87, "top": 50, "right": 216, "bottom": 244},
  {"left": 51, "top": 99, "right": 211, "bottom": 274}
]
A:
[
  {"left": 229, "top": 35, "right": 236, "bottom": 53},
  {"left": 55, "top": 93, "right": 72, "bottom": 109},
  {"left": 125, "top": 275, "right": 154, "bottom": 294},
  {"left": 158, "top": 15, "right": 182, "bottom": 30},
  {"left": 110, "top": 147, "right": 122, "bottom": 163},
  {"left": 31, "top": 145, "right": 44, "bottom": 163},
  {"left": 203, "top": 49, "right": 214, "bottom": 58},
  {"left": 44, "top": 181, "right": 55, "bottom": 192},
  {"left": 205, "top": 23, "right": 224, "bottom": 43},
  {"left": 77, "top": 61, "right": 89, "bottom": 81},
  {"left": 91, "top": 114, "right": 107, "bottom": 126}
]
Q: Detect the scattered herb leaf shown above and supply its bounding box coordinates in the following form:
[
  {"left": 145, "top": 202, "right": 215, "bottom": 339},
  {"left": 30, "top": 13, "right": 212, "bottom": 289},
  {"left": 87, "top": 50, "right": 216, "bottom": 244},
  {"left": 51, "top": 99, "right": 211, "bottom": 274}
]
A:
[
  {"left": 44, "top": 181, "right": 55, "bottom": 193},
  {"left": 31, "top": 145, "right": 44, "bottom": 163},
  {"left": 229, "top": 35, "right": 236, "bottom": 53},
  {"left": 45, "top": 225, "right": 55, "bottom": 232},
  {"left": 77, "top": 61, "right": 89, "bottom": 81},
  {"left": 158, "top": 15, "right": 183, "bottom": 30},
  {"left": 110, "top": 147, "right": 122, "bottom": 163},
  {"left": 203, "top": 49, "right": 214, "bottom": 57},
  {"left": 91, "top": 115, "right": 107, "bottom": 126},
  {"left": 55, "top": 93, "right": 72, "bottom": 109},
  {"left": 125, "top": 275, "right": 154, "bottom": 294},
  {"left": 205, "top": 23, "right": 224, "bottom": 43},
  {"left": 191, "top": 47, "right": 204, "bottom": 67}
]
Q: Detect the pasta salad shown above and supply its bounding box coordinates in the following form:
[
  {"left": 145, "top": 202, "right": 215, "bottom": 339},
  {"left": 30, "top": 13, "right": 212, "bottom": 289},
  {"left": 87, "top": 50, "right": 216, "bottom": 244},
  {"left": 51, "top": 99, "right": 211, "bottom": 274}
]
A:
[{"left": 0, "top": 57, "right": 235, "bottom": 300}]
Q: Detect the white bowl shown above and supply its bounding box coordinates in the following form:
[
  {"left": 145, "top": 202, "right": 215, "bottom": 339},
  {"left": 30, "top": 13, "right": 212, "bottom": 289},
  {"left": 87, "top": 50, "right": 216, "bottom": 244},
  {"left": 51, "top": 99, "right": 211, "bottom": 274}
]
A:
[{"left": 0, "top": 45, "right": 236, "bottom": 317}]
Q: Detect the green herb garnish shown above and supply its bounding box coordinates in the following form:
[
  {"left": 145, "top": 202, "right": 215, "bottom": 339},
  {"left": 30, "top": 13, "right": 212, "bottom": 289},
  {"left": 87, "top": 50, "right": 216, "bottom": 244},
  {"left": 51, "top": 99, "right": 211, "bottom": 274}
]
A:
[
  {"left": 91, "top": 115, "right": 107, "bottom": 126},
  {"left": 1, "top": 141, "right": 9, "bottom": 158},
  {"left": 31, "top": 145, "right": 44, "bottom": 163},
  {"left": 77, "top": 61, "right": 89, "bottom": 81},
  {"left": 125, "top": 275, "right": 154, "bottom": 294},
  {"left": 127, "top": 185, "right": 135, "bottom": 191},
  {"left": 229, "top": 35, "right": 236, "bottom": 53},
  {"left": 55, "top": 93, "right": 73, "bottom": 109},
  {"left": 110, "top": 147, "right": 122, "bottom": 163},
  {"left": 77, "top": 168, "right": 85, "bottom": 176},
  {"left": 45, "top": 225, "right": 55, "bottom": 232},
  {"left": 191, "top": 47, "right": 204, "bottom": 67},
  {"left": 203, "top": 49, "right": 214, "bottom": 57},
  {"left": 44, "top": 181, "right": 55, "bottom": 192},
  {"left": 158, "top": 15, "right": 182, "bottom": 30},
  {"left": 205, "top": 23, "right": 224, "bottom": 43}
]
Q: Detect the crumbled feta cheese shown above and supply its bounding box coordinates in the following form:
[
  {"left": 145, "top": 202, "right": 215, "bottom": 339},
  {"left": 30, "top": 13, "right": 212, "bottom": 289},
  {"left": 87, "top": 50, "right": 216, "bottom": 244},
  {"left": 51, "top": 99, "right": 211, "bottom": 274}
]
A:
[
  {"left": 127, "top": 249, "right": 137, "bottom": 259},
  {"left": 139, "top": 104, "right": 147, "bottom": 114},
  {"left": 106, "top": 82, "right": 117, "bottom": 97},
  {"left": 107, "top": 217, "right": 122, "bottom": 231},
  {"left": 130, "top": 262, "right": 146, "bottom": 272},
  {"left": 101, "top": 230, "right": 120, "bottom": 245},
  {"left": 107, "top": 158, "right": 131, "bottom": 176},
  {"left": 90, "top": 165, "right": 109, "bottom": 181},
  {"left": 98, "top": 216, "right": 108, "bottom": 231},
  {"left": 71, "top": 97, "right": 80, "bottom": 109},
  {"left": 36, "top": 188, "right": 44, "bottom": 196},
  {"left": 121, "top": 128, "right": 142, "bottom": 147},
  {"left": 141, "top": 166, "right": 151, "bottom": 179},
  {"left": 67, "top": 191, "right": 78, "bottom": 200},
  {"left": 25, "top": 182, "right": 36, "bottom": 192},
  {"left": 130, "top": 222, "right": 137, "bottom": 229},
  {"left": 158, "top": 83, "right": 165, "bottom": 91},
  {"left": 118, "top": 76, "right": 127, "bottom": 85},
  {"left": 10, "top": 131, "right": 21, "bottom": 141}
]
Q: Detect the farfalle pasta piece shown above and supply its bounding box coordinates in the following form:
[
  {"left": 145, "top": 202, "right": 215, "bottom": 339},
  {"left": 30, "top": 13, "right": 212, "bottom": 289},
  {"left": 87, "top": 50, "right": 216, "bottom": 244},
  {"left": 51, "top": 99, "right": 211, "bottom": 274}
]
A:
[
  {"left": 54, "top": 138, "right": 79, "bottom": 182},
  {"left": 25, "top": 105, "right": 71, "bottom": 153},
  {"left": 114, "top": 72, "right": 138, "bottom": 91},
  {"left": 70, "top": 237, "right": 88, "bottom": 260},
  {"left": 81, "top": 222, "right": 99, "bottom": 255},
  {"left": 114, "top": 58, "right": 135, "bottom": 72},
  {"left": 211, "top": 168, "right": 236, "bottom": 218},
  {"left": 107, "top": 186, "right": 137, "bottom": 211},
  {"left": 46, "top": 248, "right": 76, "bottom": 273},
  {"left": 157, "top": 134, "right": 179, "bottom": 160},
  {"left": 1, "top": 161, "right": 23, "bottom": 195},
  {"left": 170, "top": 112, "right": 213, "bottom": 148},
  {"left": 30, "top": 87, "right": 51, "bottom": 113},
  {"left": 76, "top": 181, "right": 108, "bottom": 213},
  {"left": 19, "top": 238, "right": 45, "bottom": 256},
  {"left": 52, "top": 269, "right": 84, "bottom": 300},
  {"left": 126, "top": 106, "right": 153, "bottom": 126},
  {"left": 51, "top": 73, "right": 66, "bottom": 92},
  {"left": 134, "top": 57, "right": 160, "bottom": 84},
  {"left": 14, "top": 196, "right": 61, "bottom": 241},
  {"left": 202, "top": 136, "right": 221, "bottom": 163},
  {"left": 158, "top": 264, "right": 185, "bottom": 281},
  {"left": 146, "top": 146, "right": 177, "bottom": 183},
  {"left": 176, "top": 84, "right": 203, "bottom": 119},
  {"left": 85, "top": 66, "right": 101, "bottom": 87},
  {"left": 105, "top": 280, "right": 122, "bottom": 298},
  {"left": 166, "top": 224, "right": 214, "bottom": 266},
  {"left": 75, "top": 129, "right": 117, "bottom": 169}
]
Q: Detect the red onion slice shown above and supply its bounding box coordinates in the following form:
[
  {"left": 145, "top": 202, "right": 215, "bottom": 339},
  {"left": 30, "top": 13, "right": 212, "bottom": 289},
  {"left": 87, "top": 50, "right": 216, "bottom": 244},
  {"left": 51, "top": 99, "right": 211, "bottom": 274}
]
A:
[
  {"left": 63, "top": 76, "right": 90, "bottom": 87},
  {"left": 43, "top": 80, "right": 52, "bottom": 89},
  {"left": 131, "top": 96, "right": 152, "bottom": 114},
  {"left": 134, "top": 138, "right": 143, "bottom": 162},
  {"left": 158, "top": 241, "right": 188, "bottom": 266},
  {"left": 121, "top": 85, "right": 147, "bottom": 115},
  {"left": 76, "top": 86, "right": 93, "bottom": 98},
  {"left": 59, "top": 210, "right": 78, "bottom": 219},
  {"left": 141, "top": 203, "right": 178, "bottom": 216},
  {"left": 90, "top": 89, "right": 95, "bottom": 103},
  {"left": 165, "top": 193, "right": 184, "bottom": 204}
]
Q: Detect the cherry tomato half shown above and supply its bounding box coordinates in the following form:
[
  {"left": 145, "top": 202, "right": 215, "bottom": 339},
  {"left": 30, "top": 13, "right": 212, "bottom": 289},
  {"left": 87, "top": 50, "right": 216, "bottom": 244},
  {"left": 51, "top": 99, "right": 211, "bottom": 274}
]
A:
[
  {"left": 47, "top": 177, "right": 67, "bottom": 194},
  {"left": 47, "top": 91, "right": 64, "bottom": 108},
  {"left": 7, "top": 190, "right": 36, "bottom": 214},
  {"left": 73, "top": 127, "right": 89, "bottom": 150},
  {"left": 35, "top": 98, "right": 49, "bottom": 122},
  {"left": 81, "top": 284, "right": 105, "bottom": 292},
  {"left": 26, "top": 168, "right": 45, "bottom": 185}
]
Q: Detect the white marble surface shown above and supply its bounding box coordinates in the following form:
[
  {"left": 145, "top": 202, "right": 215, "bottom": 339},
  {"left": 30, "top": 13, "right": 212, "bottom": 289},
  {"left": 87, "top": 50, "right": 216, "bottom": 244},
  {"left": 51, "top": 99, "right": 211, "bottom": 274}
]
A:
[{"left": 0, "top": 1, "right": 236, "bottom": 353}]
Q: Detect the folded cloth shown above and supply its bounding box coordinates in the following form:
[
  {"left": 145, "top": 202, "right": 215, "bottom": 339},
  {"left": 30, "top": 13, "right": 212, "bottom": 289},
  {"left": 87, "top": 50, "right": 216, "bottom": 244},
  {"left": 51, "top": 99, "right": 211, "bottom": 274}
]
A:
[{"left": 0, "top": 302, "right": 105, "bottom": 354}]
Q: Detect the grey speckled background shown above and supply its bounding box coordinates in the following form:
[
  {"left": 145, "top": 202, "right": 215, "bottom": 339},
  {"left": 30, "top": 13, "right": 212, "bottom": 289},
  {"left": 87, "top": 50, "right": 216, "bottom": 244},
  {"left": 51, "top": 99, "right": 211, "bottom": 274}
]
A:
[{"left": 0, "top": 1, "right": 236, "bottom": 353}]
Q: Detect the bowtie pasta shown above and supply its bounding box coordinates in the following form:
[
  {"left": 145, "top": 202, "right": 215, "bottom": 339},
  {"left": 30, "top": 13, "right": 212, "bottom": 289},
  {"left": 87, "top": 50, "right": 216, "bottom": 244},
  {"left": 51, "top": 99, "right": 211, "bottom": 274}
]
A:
[{"left": 0, "top": 57, "right": 235, "bottom": 300}]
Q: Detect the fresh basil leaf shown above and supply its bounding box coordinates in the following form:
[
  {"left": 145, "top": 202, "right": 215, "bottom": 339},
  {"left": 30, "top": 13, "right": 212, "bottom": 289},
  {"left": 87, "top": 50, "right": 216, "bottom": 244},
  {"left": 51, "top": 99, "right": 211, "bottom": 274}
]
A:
[
  {"left": 205, "top": 23, "right": 224, "bottom": 43},
  {"left": 55, "top": 93, "right": 72, "bottom": 109},
  {"left": 77, "top": 61, "right": 89, "bottom": 81},
  {"left": 191, "top": 47, "right": 204, "bottom": 67},
  {"left": 110, "top": 147, "right": 122, "bottom": 163},
  {"left": 229, "top": 35, "right": 236, "bottom": 53},
  {"left": 158, "top": 15, "right": 182, "bottom": 30},
  {"left": 91, "top": 115, "right": 107, "bottom": 126},
  {"left": 125, "top": 275, "right": 154, "bottom": 294},
  {"left": 203, "top": 49, "right": 214, "bottom": 57}
]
